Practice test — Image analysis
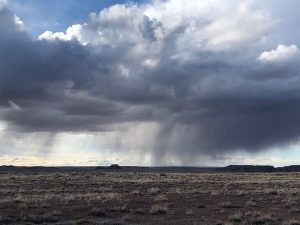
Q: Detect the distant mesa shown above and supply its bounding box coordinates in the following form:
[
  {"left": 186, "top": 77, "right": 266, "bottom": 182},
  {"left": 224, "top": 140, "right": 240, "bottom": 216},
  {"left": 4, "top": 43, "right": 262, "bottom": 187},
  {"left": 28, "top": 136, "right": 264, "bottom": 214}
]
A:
[
  {"left": 1, "top": 165, "right": 15, "bottom": 168},
  {"left": 109, "top": 164, "right": 122, "bottom": 170},
  {"left": 96, "top": 164, "right": 122, "bottom": 171}
]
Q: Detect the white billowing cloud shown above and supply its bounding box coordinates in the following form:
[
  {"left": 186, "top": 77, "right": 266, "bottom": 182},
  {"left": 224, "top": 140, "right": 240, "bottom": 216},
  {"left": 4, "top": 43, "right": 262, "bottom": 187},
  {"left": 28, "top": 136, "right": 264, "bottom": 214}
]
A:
[
  {"left": 147, "top": 0, "right": 273, "bottom": 53},
  {"left": 14, "top": 14, "right": 23, "bottom": 27},
  {"left": 258, "top": 44, "right": 299, "bottom": 63},
  {"left": 39, "top": 0, "right": 274, "bottom": 55},
  {"left": 39, "top": 24, "right": 83, "bottom": 42},
  {"left": 202, "top": 2, "right": 273, "bottom": 51},
  {"left": 39, "top": 3, "right": 162, "bottom": 71}
]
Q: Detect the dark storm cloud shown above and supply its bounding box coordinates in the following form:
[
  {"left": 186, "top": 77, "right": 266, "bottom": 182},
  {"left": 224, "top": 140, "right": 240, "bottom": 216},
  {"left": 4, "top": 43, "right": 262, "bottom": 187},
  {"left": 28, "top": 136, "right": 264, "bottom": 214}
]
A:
[
  {"left": 0, "top": 8, "right": 127, "bottom": 131},
  {"left": 1, "top": 2, "right": 300, "bottom": 160}
]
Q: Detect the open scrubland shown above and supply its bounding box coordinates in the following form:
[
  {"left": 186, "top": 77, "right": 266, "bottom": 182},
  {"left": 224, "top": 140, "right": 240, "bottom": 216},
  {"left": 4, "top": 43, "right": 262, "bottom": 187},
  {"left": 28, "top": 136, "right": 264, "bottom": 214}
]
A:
[{"left": 0, "top": 172, "right": 299, "bottom": 225}]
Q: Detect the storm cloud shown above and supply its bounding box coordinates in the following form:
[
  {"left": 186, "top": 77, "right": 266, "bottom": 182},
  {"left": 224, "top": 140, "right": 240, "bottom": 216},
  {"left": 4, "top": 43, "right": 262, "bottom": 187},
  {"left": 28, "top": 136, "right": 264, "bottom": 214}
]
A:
[{"left": 1, "top": 0, "right": 300, "bottom": 162}]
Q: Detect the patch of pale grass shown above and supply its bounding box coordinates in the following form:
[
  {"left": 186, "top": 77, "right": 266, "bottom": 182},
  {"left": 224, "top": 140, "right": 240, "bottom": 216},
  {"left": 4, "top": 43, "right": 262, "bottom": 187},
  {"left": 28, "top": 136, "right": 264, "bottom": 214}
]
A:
[
  {"left": 150, "top": 204, "right": 168, "bottom": 215},
  {"left": 154, "top": 194, "right": 168, "bottom": 202},
  {"left": 148, "top": 187, "right": 160, "bottom": 195}
]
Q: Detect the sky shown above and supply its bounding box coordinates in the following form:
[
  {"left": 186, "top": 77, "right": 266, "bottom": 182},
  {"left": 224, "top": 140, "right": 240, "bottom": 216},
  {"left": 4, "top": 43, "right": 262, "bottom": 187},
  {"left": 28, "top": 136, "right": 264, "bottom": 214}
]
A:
[{"left": 1, "top": 0, "right": 300, "bottom": 166}]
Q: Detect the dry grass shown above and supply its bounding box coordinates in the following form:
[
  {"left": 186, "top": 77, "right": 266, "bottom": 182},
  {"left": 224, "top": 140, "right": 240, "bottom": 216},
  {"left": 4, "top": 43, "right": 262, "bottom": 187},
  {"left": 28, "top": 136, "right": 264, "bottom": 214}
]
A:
[{"left": 0, "top": 172, "right": 299, "bottom": 224}]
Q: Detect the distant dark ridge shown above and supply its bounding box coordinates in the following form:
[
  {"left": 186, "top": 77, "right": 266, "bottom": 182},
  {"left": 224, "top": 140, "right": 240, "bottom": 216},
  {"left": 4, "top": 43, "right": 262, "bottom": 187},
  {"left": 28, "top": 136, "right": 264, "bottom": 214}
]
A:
[
  {"left": 1, "top": 165, "right": 300, "bottom": 174},
  {"left": 95, "top": 166, "right": 219, "bottom": 173},
  {"left": 0, "top": 165, "right": 95, "bottom": 173},
  {"left": 0, "top": 165, "right": 57, "bottom": 172},
  {"left": 96, "top": 165, "right": 300, "bottom": 173},
  {"left": 222, "top": 165, "right": 300, "bottom": 173},
  {"left": 222, "top": 165, "right": 275, "bottom": 173},
  {"left": 276, "top": 165, "right": 300, "bottom": 172}
]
